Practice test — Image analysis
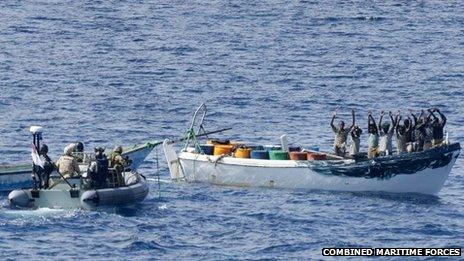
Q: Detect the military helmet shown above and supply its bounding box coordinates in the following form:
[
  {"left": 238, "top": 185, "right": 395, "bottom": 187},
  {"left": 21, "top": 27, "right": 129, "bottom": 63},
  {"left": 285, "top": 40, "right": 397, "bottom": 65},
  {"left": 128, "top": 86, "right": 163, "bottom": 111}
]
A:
[
  {"left": 94, "top": 147, "right": 105, "bottom": 153},
  {"left": 40, "top": 144, "right": 49, "bottom": 155},
  {"left": 64, "top": 143, "right": 75, "bottom": 156},
  {"left": 75, "top": 142, "right": 84, "bottom": 152},
  {"left": 113, "top": 146, "right": 123, "bottom": 154}
]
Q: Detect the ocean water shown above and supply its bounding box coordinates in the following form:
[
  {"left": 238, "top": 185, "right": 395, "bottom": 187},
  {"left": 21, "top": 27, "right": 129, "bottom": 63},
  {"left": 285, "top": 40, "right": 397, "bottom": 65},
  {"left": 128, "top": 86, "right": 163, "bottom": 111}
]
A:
[{"left": 0, "top": 0, "right": 463, "bottom": 259}]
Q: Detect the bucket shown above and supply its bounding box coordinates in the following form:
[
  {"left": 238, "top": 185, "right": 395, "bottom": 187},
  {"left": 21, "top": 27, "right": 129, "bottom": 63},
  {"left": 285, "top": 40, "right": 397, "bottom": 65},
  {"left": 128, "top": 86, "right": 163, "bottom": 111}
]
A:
[
  {"left": 235, "top": 147, "right": 251, "bottom": 158},
  {"left": 269, "top": 150, "right": 289, "bottom": 160},
  {"left": 289, "top": 152, "right": 308, "bottom": 160},
  {"left": 208, "top": 139, "right": 230, "bottom": 145},
  {"left": 213, "top": 145, "right": 234, "bottom": 156},
  {"left": 308, "top": 153, "right": 327, "bottom": 160},
  {"left": 264, "top": 145, "right": 282, "bottom": 151},
  {"left": 288, "top": 146, "right": 301, "bottom": 152},
  {"left": 199, "top": 144, "right": 214, "bottom": 155},
  {"left": 250, "top": 150, "right": 269, "bottom": 160}
]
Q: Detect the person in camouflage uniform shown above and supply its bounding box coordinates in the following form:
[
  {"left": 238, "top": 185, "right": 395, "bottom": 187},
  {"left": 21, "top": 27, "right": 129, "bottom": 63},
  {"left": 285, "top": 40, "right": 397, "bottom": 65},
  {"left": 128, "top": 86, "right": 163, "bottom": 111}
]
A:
[
  {"left": 55, "top": 143, "right": 80, "bottom": 178},
  {"left": 108, "top": 146, "right": 130, "bottom": 186}
]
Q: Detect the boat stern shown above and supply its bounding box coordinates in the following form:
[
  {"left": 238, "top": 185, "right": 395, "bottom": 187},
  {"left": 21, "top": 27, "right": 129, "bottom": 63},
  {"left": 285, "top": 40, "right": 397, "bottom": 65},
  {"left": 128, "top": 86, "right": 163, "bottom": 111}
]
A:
[{"left": 163, "top": 139, "right": 184, "bottom": 180}]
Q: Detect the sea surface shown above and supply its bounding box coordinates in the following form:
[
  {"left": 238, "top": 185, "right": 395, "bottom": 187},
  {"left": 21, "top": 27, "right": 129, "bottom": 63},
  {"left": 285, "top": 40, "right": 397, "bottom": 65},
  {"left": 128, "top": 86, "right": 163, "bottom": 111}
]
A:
[{"left": 1, "top": 0, "right": 463, "bottom": 259}]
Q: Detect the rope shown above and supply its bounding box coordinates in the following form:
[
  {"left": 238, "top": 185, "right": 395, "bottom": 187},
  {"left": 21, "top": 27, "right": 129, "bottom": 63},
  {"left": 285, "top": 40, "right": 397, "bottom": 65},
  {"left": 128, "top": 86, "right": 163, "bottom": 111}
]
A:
[
  {"left": 184, "top": 128, "right": 202, "bottom": 153},
  {"left": 155, "top": 145, "right": 161, "bottom": 198}
]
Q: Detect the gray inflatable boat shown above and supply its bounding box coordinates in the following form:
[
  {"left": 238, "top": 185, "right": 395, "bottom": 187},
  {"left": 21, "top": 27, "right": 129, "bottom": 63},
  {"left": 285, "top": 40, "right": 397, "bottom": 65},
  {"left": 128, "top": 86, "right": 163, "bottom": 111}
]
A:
[{"left": 8, "top": 171, "right": 149, "bottom": 210}]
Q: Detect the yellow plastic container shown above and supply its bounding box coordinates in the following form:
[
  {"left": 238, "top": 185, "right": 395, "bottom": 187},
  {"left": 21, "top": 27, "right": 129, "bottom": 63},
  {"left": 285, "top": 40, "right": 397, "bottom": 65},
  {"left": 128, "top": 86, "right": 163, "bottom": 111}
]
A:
[
  {"left": 213, "top": 145, "right": 234, "bottom": 156},
  {"left": 235, "top": 148, "right": 251, "bottom": 158}
]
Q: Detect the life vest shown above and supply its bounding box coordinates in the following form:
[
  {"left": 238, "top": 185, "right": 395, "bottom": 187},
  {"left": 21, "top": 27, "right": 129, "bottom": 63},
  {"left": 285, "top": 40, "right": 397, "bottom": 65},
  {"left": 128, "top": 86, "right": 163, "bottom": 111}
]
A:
[
  {"left": 42, "top": 157, "right": 55, "bottom": 175},
  {"left": 94, "top": 157, "right": 109, "bottom": 182}
]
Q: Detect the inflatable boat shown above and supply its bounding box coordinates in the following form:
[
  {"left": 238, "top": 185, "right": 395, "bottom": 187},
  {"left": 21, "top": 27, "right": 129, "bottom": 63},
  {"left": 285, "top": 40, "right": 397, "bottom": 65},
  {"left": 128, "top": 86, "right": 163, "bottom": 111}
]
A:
[
  {"left": 0, "top": 123, "right": 227, "bottom": 192},
  {"left": 8, "top": 171, "right": 149, "bottom": 210},
  {"left": 0, "top": 141, "right": 156, "bottom": 192}
]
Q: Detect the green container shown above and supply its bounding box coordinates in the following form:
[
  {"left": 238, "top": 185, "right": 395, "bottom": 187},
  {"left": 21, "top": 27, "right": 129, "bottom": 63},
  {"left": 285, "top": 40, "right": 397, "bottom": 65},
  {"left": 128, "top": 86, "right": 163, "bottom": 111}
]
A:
[{"left": 268, "top": 150, "right": 289, "bottom": 160}]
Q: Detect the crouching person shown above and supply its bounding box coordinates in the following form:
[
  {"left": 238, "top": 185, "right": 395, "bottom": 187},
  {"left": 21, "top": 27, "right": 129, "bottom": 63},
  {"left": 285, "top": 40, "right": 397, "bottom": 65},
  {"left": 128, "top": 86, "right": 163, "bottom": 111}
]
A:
[
  {"left": 87, "top": 147, "right": 109, "bottom": 189},
  {"left": 108, "top": 146, "right": 132, "bottom": 186},
  {"left": 55, "top": 143, "right": 81, "bottom": 178}
]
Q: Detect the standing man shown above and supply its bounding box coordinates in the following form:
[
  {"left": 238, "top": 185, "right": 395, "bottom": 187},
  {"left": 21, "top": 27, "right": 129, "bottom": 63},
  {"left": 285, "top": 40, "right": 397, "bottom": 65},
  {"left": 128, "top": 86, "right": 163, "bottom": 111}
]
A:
[
  {"left": 404, "top": 116, "right": 414, "bottom": 153},
  {"left": 349, "top": 125, "right": 363, "bottom": 158},
  {"left": 330, "top": 109, "right": 355, "bottom": 157},
  {"left": 367, "top": 111, "right": 379, "bottom": 158},
  {"left": 424, "top": 113, "right": 434, "bottom": 150},
  {"left": 411, "top": 110, "right": 432, "bottom": 152},
  {"left": 39, "top": 144, "right": 55, "bottom": 188},
  {"left": 378, "top": 111, "right": 396, "bottom": 156},
  {"left": 430, "top": 108, "right": 447, "bottom": 147},
  {"left": 394, "top": 113, "right": 408, "bottom": 153}
]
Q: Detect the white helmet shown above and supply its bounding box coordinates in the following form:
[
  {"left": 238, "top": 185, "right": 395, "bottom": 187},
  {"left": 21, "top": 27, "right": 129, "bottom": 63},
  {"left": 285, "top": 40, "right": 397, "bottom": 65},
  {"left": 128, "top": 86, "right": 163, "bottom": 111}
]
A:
[{"left": 64, "top": 143, "right": 76, "bottom": 156}]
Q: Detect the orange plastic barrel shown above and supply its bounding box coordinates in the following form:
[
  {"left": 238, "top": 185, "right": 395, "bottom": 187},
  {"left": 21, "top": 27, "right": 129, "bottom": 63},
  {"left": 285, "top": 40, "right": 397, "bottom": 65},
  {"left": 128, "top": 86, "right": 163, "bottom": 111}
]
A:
[
  {"left": 214, "top": 145, "right": 234, "bottom": 156},
  {"left": 208, "top": 139, "right": 230, "bottom": 145},
  {"left": 308, "top": 153, "right": 327, "bottom": 160},
  {"left": 235, "top": 147, "right": 251, "bottom": 158},
  {"left": 289, "top": 152, "right": 308, "bottom": 160}
]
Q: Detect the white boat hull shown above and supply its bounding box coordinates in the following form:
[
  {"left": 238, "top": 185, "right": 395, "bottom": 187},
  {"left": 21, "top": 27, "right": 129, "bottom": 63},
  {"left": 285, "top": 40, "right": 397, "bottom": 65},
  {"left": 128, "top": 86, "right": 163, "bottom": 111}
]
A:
[{"left": 164, "top": 140, "right": 460, "bottom": 195}]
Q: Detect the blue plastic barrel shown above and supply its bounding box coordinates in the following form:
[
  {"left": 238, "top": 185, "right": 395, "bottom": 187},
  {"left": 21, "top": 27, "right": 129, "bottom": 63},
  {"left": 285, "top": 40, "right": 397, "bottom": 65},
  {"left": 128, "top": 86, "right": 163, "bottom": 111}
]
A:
[
  {"left": 250, "top": 150, "right": 270, "bottom": 159},
  {"left": 199, "top": 144, "right": 214, "bottom": 155},
  {"left": 248, "top": 145, "right": 264, "bottom": 151}
]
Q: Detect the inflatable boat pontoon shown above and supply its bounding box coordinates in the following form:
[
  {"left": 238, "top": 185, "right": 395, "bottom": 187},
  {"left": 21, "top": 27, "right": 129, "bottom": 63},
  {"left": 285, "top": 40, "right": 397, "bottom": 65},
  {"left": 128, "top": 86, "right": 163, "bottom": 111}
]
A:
[{"left": 8, "top": 171, "right": 149, "bottom": 210}]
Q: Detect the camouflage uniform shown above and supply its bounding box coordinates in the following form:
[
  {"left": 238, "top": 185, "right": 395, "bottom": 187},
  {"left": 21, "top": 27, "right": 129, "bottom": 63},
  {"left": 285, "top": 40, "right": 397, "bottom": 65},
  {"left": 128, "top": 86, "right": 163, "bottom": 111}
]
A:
[
  {"left": 108, "top": 147, "right": 127, "bottom": 186},
  {"left": 55, "top": 155, "right": 80, "bottom": 178},
  {"left": 109, "top": 151, "right": 127, "bottom": 167}
]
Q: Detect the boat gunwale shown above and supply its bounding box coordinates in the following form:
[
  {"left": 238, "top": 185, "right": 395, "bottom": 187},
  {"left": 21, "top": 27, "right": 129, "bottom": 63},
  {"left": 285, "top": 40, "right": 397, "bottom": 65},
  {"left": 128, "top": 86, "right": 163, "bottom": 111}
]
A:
[{"left": 178, "top": 142, "right": 461, "bottom": 169}]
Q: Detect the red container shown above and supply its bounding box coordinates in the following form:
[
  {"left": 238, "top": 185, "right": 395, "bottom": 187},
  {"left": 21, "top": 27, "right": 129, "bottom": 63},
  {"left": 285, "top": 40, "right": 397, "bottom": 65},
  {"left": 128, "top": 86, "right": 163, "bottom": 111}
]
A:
[
  {"left": 289, "top": 152, "right": 308, "bottom": 160},
  {"left": 308, "top": 153, "right": 327, "bottom": 160}
]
